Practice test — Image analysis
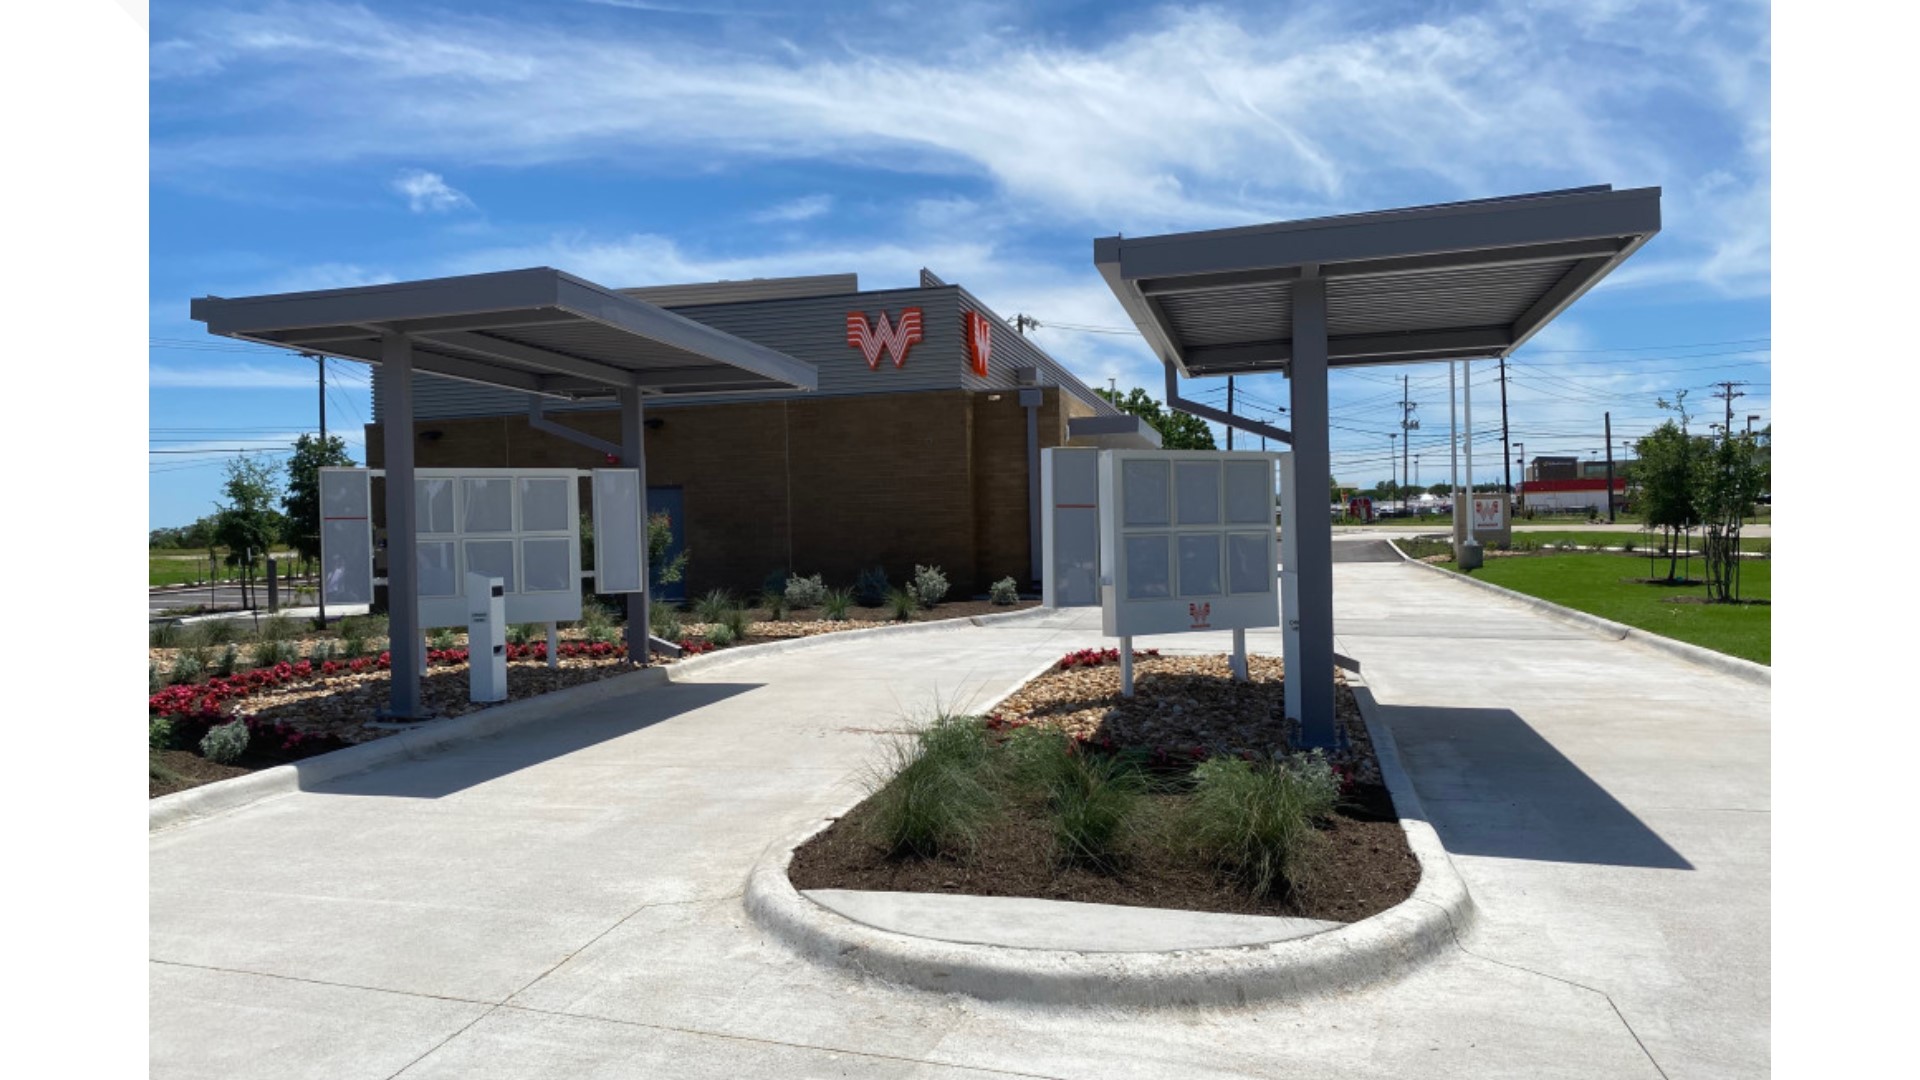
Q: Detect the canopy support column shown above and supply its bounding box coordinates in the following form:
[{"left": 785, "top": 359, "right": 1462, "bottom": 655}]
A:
[
  {"left": 1288, "top": 278, "right": 1337, "bottom": 749},
  {"left": 379, "top": 332, "right": 426, "bottom": 719},
  {"left": 620, "top": 388, "right": 652, "bottom": 664}
]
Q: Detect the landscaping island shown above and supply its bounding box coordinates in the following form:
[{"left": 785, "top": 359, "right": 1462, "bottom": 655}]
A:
[{"left": 789, "top": 651, "right": 1420, "bottom": 923}]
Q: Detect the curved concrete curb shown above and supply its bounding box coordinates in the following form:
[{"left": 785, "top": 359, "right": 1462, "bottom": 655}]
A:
[
  {"left": 150, "top": 606, "right": 1056, "bottom": 834},
  {"left": 1384, "top": 539, "right": 1771, "bottom": 688},
  {"left": 741, "top": 673, "right": 1477, "bottom": 1008}
]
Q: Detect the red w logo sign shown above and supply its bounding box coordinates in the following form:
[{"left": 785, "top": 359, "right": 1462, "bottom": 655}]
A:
[
  {"left": 1189, "top": 602, "right": 1211, "bottom": 629},
  {"left": 846, "top": 308, "right": 924, "bottom": 370},
  {"left": 965, "top": 311, "right": 992, "bottom": 377}
]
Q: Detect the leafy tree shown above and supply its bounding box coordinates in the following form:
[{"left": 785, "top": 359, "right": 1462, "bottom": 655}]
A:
[
  {"left": 1699, "top": 431, "right": 1768, "bottom": 601},
  {"left": 1094, "top": 387, "right": 1217, "bottom": 450},
  {"left": 281, "top": 434, "right": 356, "bottom": 574},
  {"left": 214, "top": 456, "right": 282, "bottom": 609}
]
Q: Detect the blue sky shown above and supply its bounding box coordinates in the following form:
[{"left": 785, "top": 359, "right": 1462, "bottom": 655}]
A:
[{"left": 148, "top": 0, "right": 1770, "bottom": 528}]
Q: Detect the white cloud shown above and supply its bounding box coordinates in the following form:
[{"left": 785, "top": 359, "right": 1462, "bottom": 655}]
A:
[
  {"left": 749, "top": 193, "right": 832, "bottom": 223},
  {"left": 392, "top": 169, "right": 473, "bottom": 213},
  {"left": 150, "top": 364, "right": 324, "bottom": 390},
  {"left": 152, "top": 2, "right": 1762, "bottom": 247}
]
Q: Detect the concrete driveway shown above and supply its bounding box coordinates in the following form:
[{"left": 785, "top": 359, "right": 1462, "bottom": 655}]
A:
[{"left": 151, "top": 562, "right": 1769, "bottom": 1079}]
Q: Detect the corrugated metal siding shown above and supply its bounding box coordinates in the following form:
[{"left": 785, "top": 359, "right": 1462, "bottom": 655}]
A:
[
  {"left": 1325, "top": 262, "right": 1571, "bottom": 336},
  {"left": 1159, "top": 282, "right": 1293, "bottom": 348},
  {"left": 376, "top": 281, "right": 1116, "bottom": 422},
  {"left": 953, "top": 287, "right": 1119, "bottom": 416},
  {"left": 381, "top": 286, "right": 956, "bottom": 421}
]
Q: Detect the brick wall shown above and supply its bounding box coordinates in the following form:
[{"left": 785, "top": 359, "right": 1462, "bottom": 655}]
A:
[{"left": 366, "top": 389, "right": 1023, "bottom": 598}]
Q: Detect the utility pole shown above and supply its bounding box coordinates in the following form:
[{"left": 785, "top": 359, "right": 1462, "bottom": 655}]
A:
[
  {"left": 1515, "top": 440, "right": 1526, "bottom": 514},
  {"left": 1226, "top": 376, "right": 1236, "bottom": 451},
  {"left": 1499, "top": 356, "right": 1513, "bottom": 504},
  {"left": 1604, "top": 412, "right": 1616, "bottom": 523},
  {"left": 1400, "top": 374, "right": 1418, "bottom": 512},
  {"left": 1711, "top": 381, "right": 1748, "bottom": 439},
  {"left": 308, "top": 352, "right": 327, "bottom": 628},
  {"left": 1388, "top": 433, "right": 1398, "bottom": 503}
]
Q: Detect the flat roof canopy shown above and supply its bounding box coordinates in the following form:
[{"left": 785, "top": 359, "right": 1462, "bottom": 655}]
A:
[
  {"left": 1095, "top": 185, "right": 1661, "bottom": 376},
  {"left": 191, "top": 267, "right": 818, "bottom": 399}
]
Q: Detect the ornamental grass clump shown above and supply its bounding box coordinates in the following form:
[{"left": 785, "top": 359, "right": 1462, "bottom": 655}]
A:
[
  {"left": 213, "top": 643, "right": 240, "bottom": 678},
  {"left": 822, "top": 587, "right": 853, "bottom": 621},
  {"left": 989, "top": 576, "right": 1020, "bottom": 605},
  {"left": 704, "top": 623, "right": 737, "bottom": 648},
  {"left": 886, "top": 587, "right": 918, "bottom": 622},
  {"left": 200, "top": 719, "right": 250, "bottom": 765},
  {"left": 1184, "top": 752, "right": 1340, "bottom": 899},
  {"left": 759, "top": 588, "right": 789, "bottom": 621},
  {"left": 258, "top": 615, "right": 300, "bottom": 643},
  {"left": 718, "top": 607, "right": 751, "bottom": 642},
  {"left": 910, "top": 564, "right": 949, "bottom": 608},
  {"left": 1004, "top": 726, "right": 1147, "bottom": 869},
  {"left": 784, "top": 573, "right": 827, "bottom": 610},
  {"left": 854, "top": 566, "right": 890, "bottom": 608},
  {"left": 694, "top": 589, "right": 735, "bottom": 624},
  {"left": 865, "top": 714, "right": 998, "bottom": 858}
]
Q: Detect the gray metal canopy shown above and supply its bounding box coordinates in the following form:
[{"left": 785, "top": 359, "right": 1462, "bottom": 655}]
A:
[
  {"left": 1095, "top": 185, "right": 1661, "bottom": 376},
  {"left": 191, "top": 267, "right": 818, "bottom": 398}
]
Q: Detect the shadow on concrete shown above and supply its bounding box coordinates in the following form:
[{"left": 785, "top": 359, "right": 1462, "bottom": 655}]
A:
[
  {"left": 300, "top": 680, "right": 763, "bottom": 801},
  {"left": 1376, "top": 701, "right": 1693, "bottom": 871}
]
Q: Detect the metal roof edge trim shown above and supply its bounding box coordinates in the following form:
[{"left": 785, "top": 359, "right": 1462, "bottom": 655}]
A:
[{"left": 550, "top": 274, "right": 817, "bottom": 392}]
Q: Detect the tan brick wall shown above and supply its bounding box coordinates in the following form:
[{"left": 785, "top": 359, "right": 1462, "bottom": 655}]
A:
[{"left": 366, "top": 388, "right": 1016, "bottom": 598}]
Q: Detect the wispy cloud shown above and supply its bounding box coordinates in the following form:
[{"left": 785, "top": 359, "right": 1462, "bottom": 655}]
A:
[
  {"left": 150, "top": 364, "right": 323, "bottom": 390},
  {"left": 749, "top": 194, "right": 832, "bottom": 223},
  {"left": 150, "top": 1, "right": 1766, "bottom": 268},
  {"left": 393, "top": 169, "right": 473, "bottom": 213}
]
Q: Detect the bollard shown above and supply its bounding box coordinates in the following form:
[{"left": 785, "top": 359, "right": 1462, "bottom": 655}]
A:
[{"left": 266, "top": 557, "right": 279, "bottom": 612}]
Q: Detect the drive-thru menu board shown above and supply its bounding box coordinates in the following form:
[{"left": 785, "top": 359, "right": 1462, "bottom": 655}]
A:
[{"left": 1098, "top": 450, "right": 1280, "bottom": 637}]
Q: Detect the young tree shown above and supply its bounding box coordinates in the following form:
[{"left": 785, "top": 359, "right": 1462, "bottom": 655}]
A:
[
  {"left": 1093, "top": 387, "right": 1218, "bottom": 450},
  {"left": 1699, "top": 431, "right": 1767, "bottom": 601},
  {"left": 214, "top": 456, "right": 283, "bottom": 609},
  {"left": 1633, "top": 420, "right": 1710, "bottom": 583},
  {"left": 282, "top": 433, "right": 357, "bottom": 575}
]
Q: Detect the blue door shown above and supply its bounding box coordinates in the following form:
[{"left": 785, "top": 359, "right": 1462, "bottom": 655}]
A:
[{"left": 647, "top": 486, "right": 687, "bottom": 602}]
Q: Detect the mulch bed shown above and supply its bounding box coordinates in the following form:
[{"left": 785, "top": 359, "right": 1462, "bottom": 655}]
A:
[{"left": 788, "top": 655, "right": 1420, "bottom": 923}]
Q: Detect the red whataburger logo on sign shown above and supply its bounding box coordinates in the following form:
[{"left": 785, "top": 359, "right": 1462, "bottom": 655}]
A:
[
  {"left": 965, "top": 311, "right": 992, "bottom": 377},
  {"left": 1189, "top": 602, "right": 1211, "bottom": 629},
  {"left": 846, "top": 307, "right": 924, "bottom": 370}
]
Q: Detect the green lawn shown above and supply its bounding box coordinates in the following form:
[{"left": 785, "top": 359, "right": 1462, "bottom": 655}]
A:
[
  {"left": 150, "top": 551, "right": 301, "bottom": 588},
  {"left": 1502, "top": 530, "right": 1771, "bottom": 553},
  {"left": 1439, "top": 552, "right": 1770, "bottom": 665}
]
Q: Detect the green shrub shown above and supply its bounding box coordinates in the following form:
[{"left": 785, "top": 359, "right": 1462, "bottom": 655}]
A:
[
  {"left": 148, "top": 662, "right": 163, "bottom": 696},
  {"left": 822, "top": 588, "right": 853, "bottom": 621},
  {"left": 213, "top": 643, "right": 240, "bottom": 678},
  {"left": 718, "top": 607, "right": 751, "bottom": 642},
  {"left": 195, "top": 616, "right": 246, "bottom": 647},
  {"left": 784, "top": 573, "right": 828, "bottom": 609},
  {"left": 428, "top": 627, "right": 457, "bottom": 650},
  {"left": 580, "top": 597, "right": 620, "bottom": 636},
  {"left": 910, "top": 564, "right": 949, "bottom": 608},
  {"left": 339, "top": 613, "right": 388, "bottom": 641},
  {"left": 886, "top": 587, "right": 918, "bottom": 622},
  {"left": 584, "top": 621, "right": 621, "bottom": 645},
  {"left": 200, "top": 719, "right": 250, "bottom": 765},
  {"left": 506, "top": 623, "right": 535, "bottom": 646},
  {"left": 759, "top": 588, "right": 789, "bottom": 621},
  {"left": 249, "top": 639, "right": 298, "bottom": 667},
  {"left": 1183, "top": 752, "right": 1339, "bottom": 898},
  {"left": 649, "top": 602, "right": 682, "bottom": 642},
  {"left": 168, "top": 651, "right": 204, "bottom": 686},
  {"left": 705, "top": 623, "right": 737, "bottom": 648},
  {"left": 989, "top": 576, "right": 1019, "bottom": 605},
  {"left": 340, "top": 625, "right": 369, "bottom": 659},
  {"left": 149, "top": 716, "right": 176, "bottom": 751},
  {"left": 853, "top": 566, "right": 890, "bottom": 607},
  {"left": 258, "top": 615, "right": 300, "bottom": 643},
  {"left": 694, "top": 589, "right": 736, "bottom": 624},
  {"left": 308, "top": 639, "right": 336, "bottom": 664},
  {"left": 864, "top": 715, "right": 998, "bottom": 857},
  {"left": 1622, "top": 536, "right": 1638, "bottom": 553}
]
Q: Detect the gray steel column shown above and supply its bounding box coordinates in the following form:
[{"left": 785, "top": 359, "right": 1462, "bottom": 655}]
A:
[
  {"left": 379, "top": 333, "right": 425, "bottom": 718},
  {"left": 620, "top": 388, "right": 651, "bottom": 664},
  {"left": 1288, "top": 278, "right": 1336, "bottom": 748},
  {"left": 1021, "top": 388, "right": 1043, "bottom": 587}
]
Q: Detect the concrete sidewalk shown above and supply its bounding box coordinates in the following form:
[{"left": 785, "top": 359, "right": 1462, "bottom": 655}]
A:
[{"left": 151, "top": 564, "right": 1768, "bottom": 1079}]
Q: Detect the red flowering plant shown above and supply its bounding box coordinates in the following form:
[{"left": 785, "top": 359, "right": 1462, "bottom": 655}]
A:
[{"left": 1056, "top": 647, "right": 1160, "bottom": 670}]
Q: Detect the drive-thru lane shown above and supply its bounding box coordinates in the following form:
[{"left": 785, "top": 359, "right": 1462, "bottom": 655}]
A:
[{"left": 151, "top": 559, "right": 1768, "bottom": 1080}]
